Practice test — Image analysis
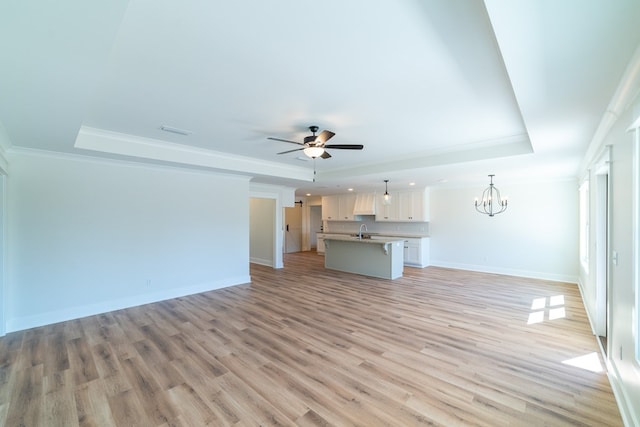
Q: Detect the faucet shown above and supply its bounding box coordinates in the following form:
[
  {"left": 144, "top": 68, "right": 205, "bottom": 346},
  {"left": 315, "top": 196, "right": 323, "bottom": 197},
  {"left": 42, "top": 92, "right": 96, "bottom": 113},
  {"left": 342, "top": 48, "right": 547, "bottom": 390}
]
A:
[{"left": 358, "top": 223, "right": 368, "bottom": 240}]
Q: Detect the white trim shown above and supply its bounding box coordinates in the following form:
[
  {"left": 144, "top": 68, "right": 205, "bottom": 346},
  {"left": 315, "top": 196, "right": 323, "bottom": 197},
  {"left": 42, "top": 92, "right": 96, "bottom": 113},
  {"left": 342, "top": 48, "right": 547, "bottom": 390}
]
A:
[
  {"left": 634, "top": 126, "right": 640, "bottom": 364},
  {"left": 250, "top": 183, "right": 296, "bottom": 269},
  {"left": 6, "top": 275, "right": 250, "bottom": 333},
  {"left": 0, "top": 176, "right": 4, "bottom": 337},
  {"left": 6, "top": 145, "right": 252, "bottom": 182},
  {"left": 576, "top": 273, "right": 634, "bottom": 426},
  {"left": 429, "top": 260, "right": 578, "bottom": 284},
  {"left": 75, "top": 126, "right": 313, "bottom": 181},
  {"left": 605, "top": 353, "right": 639, "bottom": 427},
  {"left": 577, "top": 277, "right": 597, "bottom": 336},
  {"left": 0, "top": 148, "right": 8, "bottom": 176},
  {"left": 581, "top": 44, "right": 640, "bottom": 175},
  {"left": 0, "top": 120, "right": 11, "bottom": 174},
  {"left": 250, "top": 257, "right": 273, "bottom": 267}
]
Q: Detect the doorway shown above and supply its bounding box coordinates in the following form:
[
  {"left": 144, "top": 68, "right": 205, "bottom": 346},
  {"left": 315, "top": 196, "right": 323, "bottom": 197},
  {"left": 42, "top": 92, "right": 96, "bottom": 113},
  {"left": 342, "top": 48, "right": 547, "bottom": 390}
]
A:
[
  {"left": 309, "top": 205, "right": 323, "bottom": 250},
  {"left": 594, "top": 168, "right": 609, "bottom": 352},
  {"left": 249, "top": 198, "right": 276, "bottom": 267}
]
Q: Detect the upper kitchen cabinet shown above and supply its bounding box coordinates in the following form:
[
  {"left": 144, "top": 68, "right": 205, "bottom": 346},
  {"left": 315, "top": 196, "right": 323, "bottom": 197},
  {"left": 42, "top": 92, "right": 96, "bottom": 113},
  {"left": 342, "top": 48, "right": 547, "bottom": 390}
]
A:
[
  {"left": 398, "top": 188, "right": 429, "bottom": 221},
  {"left": 321, "top": 195, "right": 339, "bottom": 220},
  {"left": 375, "top": 192, "right": 399, "bottom": 222},
  {"left": 376, "top": 188, "right": 429, "bottom": 222},
  {"left": 338, "top": 193, "right": 357, "bottom": 221},
  {"left": 322, "top": 194, "right": 358, "bottom": 221}
]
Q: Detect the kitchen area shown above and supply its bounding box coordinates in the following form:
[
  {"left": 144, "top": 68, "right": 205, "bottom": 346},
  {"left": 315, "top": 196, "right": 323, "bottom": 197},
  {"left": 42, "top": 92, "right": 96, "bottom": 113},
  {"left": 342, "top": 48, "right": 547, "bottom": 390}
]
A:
[{"left": 315, "top": 187, "right": 430, "bottom": 279}]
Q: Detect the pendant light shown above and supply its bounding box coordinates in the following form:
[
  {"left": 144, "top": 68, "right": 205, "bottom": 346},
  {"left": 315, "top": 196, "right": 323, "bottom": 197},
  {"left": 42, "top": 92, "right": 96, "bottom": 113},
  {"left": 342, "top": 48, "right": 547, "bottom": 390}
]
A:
[{"left": 383, "top": 179, "right": 391, "bottom": 205}]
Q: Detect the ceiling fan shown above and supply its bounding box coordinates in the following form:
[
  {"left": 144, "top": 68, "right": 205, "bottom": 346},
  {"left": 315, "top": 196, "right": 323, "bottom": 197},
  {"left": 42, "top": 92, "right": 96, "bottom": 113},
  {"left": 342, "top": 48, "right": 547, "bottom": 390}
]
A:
[{"left": 268, "top": 125, "right": 364, "bottom": 159}]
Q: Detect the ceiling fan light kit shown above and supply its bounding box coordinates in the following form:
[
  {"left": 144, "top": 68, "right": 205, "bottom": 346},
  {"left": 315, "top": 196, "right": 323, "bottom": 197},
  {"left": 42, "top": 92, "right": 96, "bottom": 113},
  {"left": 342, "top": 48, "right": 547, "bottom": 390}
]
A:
[
  {"left": 268, "top": 125, "right": 364, "bottom": 159},
  {"left": 303, "top": 146, "right": 325, "bottom": 158}
]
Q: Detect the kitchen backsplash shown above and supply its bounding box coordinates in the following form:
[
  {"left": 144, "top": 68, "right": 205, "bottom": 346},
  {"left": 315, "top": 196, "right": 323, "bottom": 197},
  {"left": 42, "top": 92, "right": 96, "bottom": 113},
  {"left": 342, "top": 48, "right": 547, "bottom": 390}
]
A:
[{"left": 325, "top": 218, "right": 429, "bottom": 236}]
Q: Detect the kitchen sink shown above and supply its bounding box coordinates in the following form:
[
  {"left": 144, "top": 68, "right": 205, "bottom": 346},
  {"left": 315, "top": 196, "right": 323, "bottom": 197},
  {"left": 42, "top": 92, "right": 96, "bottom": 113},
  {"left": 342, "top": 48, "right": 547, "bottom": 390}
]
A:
[{"left": 350, "top": 233, "right": 373, "bottom": 239}]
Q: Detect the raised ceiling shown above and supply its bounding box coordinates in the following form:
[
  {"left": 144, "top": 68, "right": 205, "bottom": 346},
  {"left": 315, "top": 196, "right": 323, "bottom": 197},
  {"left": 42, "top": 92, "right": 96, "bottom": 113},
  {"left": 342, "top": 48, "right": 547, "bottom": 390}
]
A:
[{"left": 2, "top": 0, "right": 640, "bottom": 195}]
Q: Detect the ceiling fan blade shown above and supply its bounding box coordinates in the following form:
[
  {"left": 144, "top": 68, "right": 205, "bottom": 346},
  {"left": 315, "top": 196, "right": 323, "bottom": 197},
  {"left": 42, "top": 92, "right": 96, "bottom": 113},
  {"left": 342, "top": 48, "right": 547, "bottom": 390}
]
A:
[
  {"left": 277, "top": 147, "right": 304, "bottom": 155},
  {"left": 268, "top": 137, "right": 303, "bottom": 146},
  {"left": 315, "top": 130, "right": 335, "bottom": 144},
  {"left": 321, "top": 150, "right": 332, "bottom": 159},
  {"left": 324, "top": 144, "right": 364, "bottom": 150}
]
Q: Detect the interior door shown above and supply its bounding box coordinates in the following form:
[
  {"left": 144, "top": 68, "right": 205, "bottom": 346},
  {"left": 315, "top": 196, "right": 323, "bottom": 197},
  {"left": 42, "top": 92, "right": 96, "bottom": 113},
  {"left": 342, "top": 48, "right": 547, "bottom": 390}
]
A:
[{"left": 284, "top": 206, "right": 302, "bottom": 253}]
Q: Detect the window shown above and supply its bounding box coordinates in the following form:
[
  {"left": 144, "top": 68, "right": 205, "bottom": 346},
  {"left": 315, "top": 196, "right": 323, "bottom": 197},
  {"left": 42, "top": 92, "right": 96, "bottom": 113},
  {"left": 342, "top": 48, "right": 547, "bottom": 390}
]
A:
[
  {"left": 579, "top": 179, "right": 590, "bottom": 273},
  {"left": 634, "top": 125, "right": 640, "bottom": 363}
]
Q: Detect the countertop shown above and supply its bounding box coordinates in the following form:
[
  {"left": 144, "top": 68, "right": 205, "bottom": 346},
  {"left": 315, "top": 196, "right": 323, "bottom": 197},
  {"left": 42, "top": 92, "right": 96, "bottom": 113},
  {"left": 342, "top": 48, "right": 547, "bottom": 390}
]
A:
[
  {"left": 323, "top": 235, "right": 405, "bottom": 244},
  {"left": 318, "top": 232, "right": 429, "bottom": 238}
]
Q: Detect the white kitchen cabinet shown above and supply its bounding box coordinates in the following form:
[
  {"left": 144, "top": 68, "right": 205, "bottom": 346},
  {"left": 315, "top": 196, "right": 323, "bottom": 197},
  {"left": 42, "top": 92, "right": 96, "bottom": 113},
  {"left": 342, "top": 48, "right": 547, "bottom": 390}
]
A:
[
  {"left": 338, "top": 193, "right": 357, "bottom": 220},
  {"left": 398, "top": 188, "right": 429, "bottom": 222},
  {"left": 375, "top": 192, "right": 399, "bottom": 221},
  {"left": 402, "top": 237, "right": 430, "bottom": 267},
  {"left": 371, "top": 235, "right": 429, "bottom": 267},
  {"left": 403, "top": 239, "right": 421, "bottom": 266},
  {"left": 321, "top": 195, "right": 339, "bottom": 220},
  {"left": 325, "top": 189, "right": 428, "bottom": 222},
  {"left": 322, "top": 194, "right": 357, "bottom": 221},
  {"left": 316, "top": 233, "right": 325, "bottom": 254}
]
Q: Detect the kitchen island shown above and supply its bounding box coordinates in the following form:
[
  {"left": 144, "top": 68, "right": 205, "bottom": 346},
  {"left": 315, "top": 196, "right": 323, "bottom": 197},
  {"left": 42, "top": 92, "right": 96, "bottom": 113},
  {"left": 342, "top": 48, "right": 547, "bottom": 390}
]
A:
[{"left": 324, "top": 236, "right": 405, "bottom": 279}]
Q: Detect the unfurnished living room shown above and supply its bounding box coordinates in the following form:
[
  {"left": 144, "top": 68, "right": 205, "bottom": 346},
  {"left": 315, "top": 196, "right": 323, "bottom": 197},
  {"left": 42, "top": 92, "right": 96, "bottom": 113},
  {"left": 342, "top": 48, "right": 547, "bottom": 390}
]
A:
[{"left": 1, "top": 1, "right": 640, "bottom": 426}]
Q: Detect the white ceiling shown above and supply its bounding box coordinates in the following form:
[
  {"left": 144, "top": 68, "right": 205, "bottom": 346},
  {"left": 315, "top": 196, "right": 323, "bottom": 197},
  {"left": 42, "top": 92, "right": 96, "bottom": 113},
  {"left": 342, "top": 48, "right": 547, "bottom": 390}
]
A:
[{"left": 2, "top": 0, "right": 640, "bottom": 196}]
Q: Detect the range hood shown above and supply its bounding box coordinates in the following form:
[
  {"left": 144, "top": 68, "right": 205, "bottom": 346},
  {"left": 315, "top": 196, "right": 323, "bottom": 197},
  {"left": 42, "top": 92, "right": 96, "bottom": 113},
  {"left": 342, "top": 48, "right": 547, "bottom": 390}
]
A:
[{"left": 353, "top": 193, "right": 376, "bottom": 216}]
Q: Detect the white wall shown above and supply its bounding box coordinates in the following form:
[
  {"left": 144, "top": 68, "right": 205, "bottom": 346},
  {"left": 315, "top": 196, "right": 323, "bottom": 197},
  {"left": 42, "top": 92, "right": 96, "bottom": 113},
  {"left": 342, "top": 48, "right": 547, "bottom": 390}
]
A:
[
  {"left": 430, "top": 179, "right": 578, "bottom": 283},
  {"left": 579, "top": 98, "right": 640, "bottom": 425},
  {"left": 249, "top": 198, "right": 275, "bottom": 266},
  {"left": 6, "top": 149, "right": 251, "bottom": 332}
]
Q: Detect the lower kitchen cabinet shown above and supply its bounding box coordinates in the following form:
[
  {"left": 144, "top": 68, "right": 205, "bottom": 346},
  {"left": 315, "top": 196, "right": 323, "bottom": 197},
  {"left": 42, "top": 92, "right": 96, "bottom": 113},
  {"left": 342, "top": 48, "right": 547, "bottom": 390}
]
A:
[
  {"left": 402, "top": 237, "right": 429, "bottom": 267},
  {"left": 372, "top": 235, "right": 429, "bottom": 267}
]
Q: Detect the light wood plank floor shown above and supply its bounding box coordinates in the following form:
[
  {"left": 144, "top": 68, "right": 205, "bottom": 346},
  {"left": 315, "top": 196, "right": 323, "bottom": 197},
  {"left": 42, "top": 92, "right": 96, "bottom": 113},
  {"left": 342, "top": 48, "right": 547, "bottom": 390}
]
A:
[{"left": 0, "top": 252, "right": 622, "bottom": 426}]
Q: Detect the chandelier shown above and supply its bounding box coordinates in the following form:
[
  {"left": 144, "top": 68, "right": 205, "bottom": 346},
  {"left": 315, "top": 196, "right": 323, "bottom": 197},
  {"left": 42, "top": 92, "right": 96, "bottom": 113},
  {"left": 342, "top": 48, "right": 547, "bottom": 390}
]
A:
[{"left": 475, "top": 174, "right": 507, "bottom": 216}]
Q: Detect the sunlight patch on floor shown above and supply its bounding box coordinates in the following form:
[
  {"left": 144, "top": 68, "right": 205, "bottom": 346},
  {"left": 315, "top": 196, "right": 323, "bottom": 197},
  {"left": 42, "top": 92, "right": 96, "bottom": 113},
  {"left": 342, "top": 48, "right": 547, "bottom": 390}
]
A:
[
  {"left": 562, "top": 352, "right": 603, "bottom": 373},
  {"left": 528, "top": 295, "right": 566, "bottom": 324}
]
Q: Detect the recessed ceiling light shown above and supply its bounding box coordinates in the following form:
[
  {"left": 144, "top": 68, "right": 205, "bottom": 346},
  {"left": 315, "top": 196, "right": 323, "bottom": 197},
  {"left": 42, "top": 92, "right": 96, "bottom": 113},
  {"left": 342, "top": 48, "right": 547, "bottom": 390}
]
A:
[
  {"left": 306, "top": 193, "right": 311, "bottom": 196},
  {"left": 348, "top": 188, "right": 354, "bottom": 192},
  {"left": 160, "top": 125, "right": 193, "bottom": 136},
  {"left": 409, "top": 182, "right": 416, "bottom": 186}
]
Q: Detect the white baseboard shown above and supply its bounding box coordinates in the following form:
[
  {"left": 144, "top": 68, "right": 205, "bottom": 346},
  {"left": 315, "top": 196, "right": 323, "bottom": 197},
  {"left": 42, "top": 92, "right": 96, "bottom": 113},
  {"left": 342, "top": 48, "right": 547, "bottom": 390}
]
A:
[
  {"left": 250, "top": 256, "right": 273, "bottom": 267},
  {"left": 6, "top": 275, "right": 250, "bottom": 333},
  {"left": 605, "top": 355, "right": 639, "bottom": 427},
  {"left": 429, "top": 260, "right": 578, "bottom": 284}
]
